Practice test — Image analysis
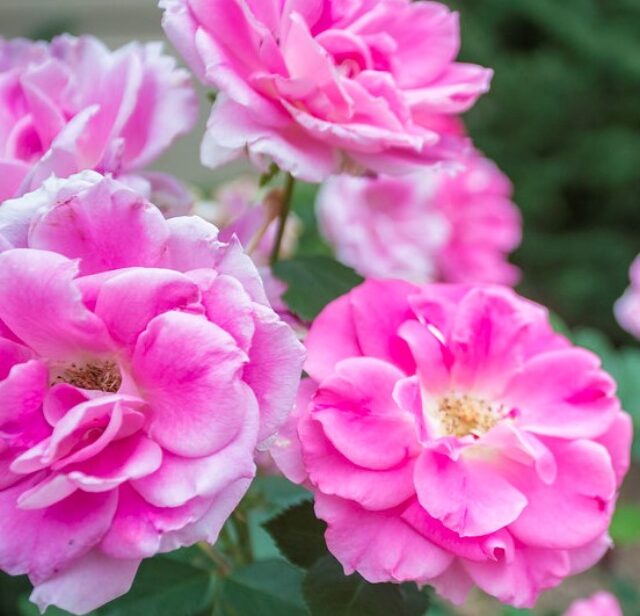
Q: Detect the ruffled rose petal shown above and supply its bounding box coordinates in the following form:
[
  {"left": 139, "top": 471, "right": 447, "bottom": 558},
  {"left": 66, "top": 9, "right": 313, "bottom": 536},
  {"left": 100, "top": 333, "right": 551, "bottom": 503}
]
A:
[
  {"left": 0, "top": 250, "right": 112, "bottom": 361},
  {"left": 132, "top": 311, "right": 252, "bottom": 457}
]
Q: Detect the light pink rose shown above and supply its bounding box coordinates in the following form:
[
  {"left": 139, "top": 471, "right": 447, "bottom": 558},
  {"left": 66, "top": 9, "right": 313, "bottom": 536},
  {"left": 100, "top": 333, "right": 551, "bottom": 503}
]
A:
[
  {"left": 0, "top": 35, "right": 198, "bottom": 207},
  {"left": 317, "top": 153, "right": 521, "bottom": 285},
  {"left": 615, "top": 256, "right": 640, "bottom": 339},
  {"left": 195, "top": 177, "right": 302, "bottom": 266},
  {"left": 160, "top": 0, "right": 492, "bottom": 181},
  {"left": 564, "top": 591, "right": 623, "bottom": 616},
  {"left": 0, "top": 172, "right": 305, "bottom": 614},
  {"left": 272, "top": 280, "right": 631, "bottom": 608}
]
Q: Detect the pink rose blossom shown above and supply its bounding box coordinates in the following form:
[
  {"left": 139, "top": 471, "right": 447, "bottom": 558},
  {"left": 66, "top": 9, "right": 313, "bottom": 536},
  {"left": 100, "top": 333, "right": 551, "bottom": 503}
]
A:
[
  {"left": 195, "top": 177, "right": 302, "bottom": 266},
  {"left": 272, "top": 280, "right": 631, "bottom": 608},
  {"left": 0, "top": 35, "right": 198, "bottom": 205},
  {"left": 615, "top": 256, "right": 640, "bottom": 339},
  {"left": 317, "top": 152, "right": 521, "bottom": 285},
  {"left": 564, "top": 591, "right": 623, "bottom": 616},
  {"left": 0, "top": 172, "right": 305, "bottom": 614},
  {"left": 160, "top": 0, "right": 492, "bottom": 181},
  {"left": 194, "top": 177, "right": 306, "bottom": 336}
]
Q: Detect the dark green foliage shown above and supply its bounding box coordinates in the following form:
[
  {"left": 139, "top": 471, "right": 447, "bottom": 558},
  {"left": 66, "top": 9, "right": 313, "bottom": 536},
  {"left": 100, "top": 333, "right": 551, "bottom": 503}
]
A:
[
  {"left": 263, "top": 500, "right": 328, "bottom": 568},
  {"left": 273, "top": 256, "right": 364, "bottom": 321},
  {"left": 303, "top": 556, "right": 430, "bottom": 616},
  {"left": 447, "top": 0, "right": 640, "bottom": 342},
  {"left": 215, "top": 559, "right": 309, "bottom": 616},
  {"left": 98, "top": 557, "right": 213, "bottom": 616}
]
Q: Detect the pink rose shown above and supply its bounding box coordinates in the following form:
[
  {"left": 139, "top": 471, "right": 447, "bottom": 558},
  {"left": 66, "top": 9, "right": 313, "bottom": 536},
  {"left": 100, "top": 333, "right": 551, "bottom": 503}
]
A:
[
  {"left": 615, "top": 256, "right": 640, "bottom": 339},
  {"left": 160, "top": 0, "right": 492, "bottom": 181},
  {"left": 0, "top": 172, "right": 305, "bottom": 614},
  {"left": 0, "top": 35, "right": 198, "bottom": 206},
  {"left": 317, "top": 153, "right": 521, "bottom": 285},
  {"left": 195, "top": 177, "right": 302, "bottom": 266},
  {"left": 564, "top": 591, "right": 623, "bottom": 616},
  {"left": 272, "top": 280, "right": 631, "bottom": 608}
]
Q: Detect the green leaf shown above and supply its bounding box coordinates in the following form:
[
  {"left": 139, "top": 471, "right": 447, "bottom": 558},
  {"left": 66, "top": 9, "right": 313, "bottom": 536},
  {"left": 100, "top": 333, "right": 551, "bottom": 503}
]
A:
[
  {"left": 0, "top": 573, "right": 32, "bottom": 615},
  {"left": 273, "top": 256, "right": 363, "bottom": 321},
  {"left": 216, "top": 559, "right": 308, "bottom": 616},
  {"left": 610, "top": 504, "right": 640, "bottom": 546},
  {"left": 98, "top": 557, "right": 213, "bottom": 616},
  {"left": 263, "top": 500, "right": 328, "bottom": 568},
  {"left": 242, "top": 476, "right": 311, "bottom": 561},
  {"left": 303, "top": 556, "right": 429, "bottom": 616}
]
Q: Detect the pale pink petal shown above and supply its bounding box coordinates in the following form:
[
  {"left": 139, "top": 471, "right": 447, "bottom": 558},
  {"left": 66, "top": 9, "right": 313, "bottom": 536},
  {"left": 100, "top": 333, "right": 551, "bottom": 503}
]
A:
[
  {"left": 316, "top": 494, "right": 452, "bottom": 584},
  {"left": 0, "top": 250, "right": 112, "bottom": 361},
  {"left": 509, "top": 440, "right": 616, "bottom": 550},
  {"left": 0, "top": 477, "right": 117, "bottom": 582},
  {"left": 28, "top": 176, "right": 169, "bottom": 275},
  {"left": 131, "top": 406, "right": 257, "bottom": 508},
  {"left": 464, "top": 547, "right": 570, "bottom": 609},
  {"left": 299, "top": 411, "right": 415, "bottom": 510},
  {"left": 414, "top": 447, "right": 527, "bottom": 537},
  {"left": 504, "top": 349, "right": 619, "bottom": 439},
  {"left": 311, "top": 357, "right": 419, "bottom": 470},
  {"left": 94, "top": 268, "right": 201, "bottom": 350},
  {"left": 243, "top": 303, "right": 305, "bottom": 444},
  {"left": 132, "top": 311, "right": 253, "bottom": 457},
  {"left": 30, "top": 549, "right": 140, "bottom": 616}
]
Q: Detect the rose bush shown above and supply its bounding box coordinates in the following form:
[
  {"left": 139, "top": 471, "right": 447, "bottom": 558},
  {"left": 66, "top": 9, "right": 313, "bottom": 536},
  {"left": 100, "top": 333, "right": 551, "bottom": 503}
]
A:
[
  {"left": 272, "top": 280, "right": 631, "bottom": 607},
  {"left": 0, "top": 172, "right": 305, "bottom": 614},
  {"left": 160, "top": 0, "right": 492, "bottom": 181}
]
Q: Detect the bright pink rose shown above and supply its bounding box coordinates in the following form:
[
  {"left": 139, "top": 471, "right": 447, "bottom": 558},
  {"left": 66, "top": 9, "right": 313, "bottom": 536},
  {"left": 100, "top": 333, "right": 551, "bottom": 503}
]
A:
[
  {"left": 0, "top": 35, "right": 197, "bottom": 205},
  {"left": 0, "top": 172, "right": 305, "bottom": 614},
  {"left": 615, "top": 256, "right": 640, "bottom": 339},
  {"left": 272, "top": 280, "right": 631, "bottom": 608},
  {"left": 160, "top": 0, "right": 492, "bottom": 181},
  {"left": 317, "top": 153, "right": 521, "bottom": 285},
  {"left": 564, "top": 591, "right": 623, "bottom": 616}
]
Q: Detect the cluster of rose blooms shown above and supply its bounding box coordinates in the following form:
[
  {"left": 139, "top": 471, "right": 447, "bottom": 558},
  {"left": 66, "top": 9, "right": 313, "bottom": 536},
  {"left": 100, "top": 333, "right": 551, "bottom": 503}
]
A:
[{"left": 0, "top": 1, "right": 634, "bottom": 615}]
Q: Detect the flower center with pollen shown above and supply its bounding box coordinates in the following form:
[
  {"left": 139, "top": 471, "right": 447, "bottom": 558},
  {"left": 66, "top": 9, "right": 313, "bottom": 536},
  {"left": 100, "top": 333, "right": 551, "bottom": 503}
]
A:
[
  {"left": 437, "top": 394, "right": 501, "bottom": 438},
  {"left": 52, "top": 360, "right": 122, "bottom": 393}
]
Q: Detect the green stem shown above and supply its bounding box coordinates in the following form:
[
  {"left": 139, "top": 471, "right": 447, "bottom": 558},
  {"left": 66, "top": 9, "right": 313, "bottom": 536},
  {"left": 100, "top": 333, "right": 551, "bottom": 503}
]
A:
[
  {"left": 233, "top": 511, "right": 254, "bottom": 564},
  {"left": 269, "top": 173, "right": 295, "bottom": 265}
]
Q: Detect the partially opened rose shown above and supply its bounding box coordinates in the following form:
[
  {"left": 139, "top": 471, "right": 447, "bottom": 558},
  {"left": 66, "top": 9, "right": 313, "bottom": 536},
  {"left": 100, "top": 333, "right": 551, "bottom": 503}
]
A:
[
  {"left": 272, "top": 280, "right": 631, "bottom": 608},
  {"left": 317, "top": 152, "right": 521, "bottom": 285},
  {"left": 0, "top": 35, "right": 197, "bottom": 206},
  {"left": 0, "top": 172, "right": 305, "bottom": 614},
  {"left": 160, "top": 0, "right": 492, "bottom": 181}
]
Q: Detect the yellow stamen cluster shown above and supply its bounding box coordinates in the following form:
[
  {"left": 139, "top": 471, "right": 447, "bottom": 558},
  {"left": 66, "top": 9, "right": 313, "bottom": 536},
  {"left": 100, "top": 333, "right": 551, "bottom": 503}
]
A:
[{"left": 438, "top": 394, "right": 500, "bottom": 438}]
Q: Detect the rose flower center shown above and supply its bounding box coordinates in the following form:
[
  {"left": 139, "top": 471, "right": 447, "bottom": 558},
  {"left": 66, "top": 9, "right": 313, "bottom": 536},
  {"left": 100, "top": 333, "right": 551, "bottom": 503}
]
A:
[
  {"left": 52, "top": 360, "right": 122, "bottom": 393},
  {"left": 437, "top": 394, "right": 501, "bottom": 438}
]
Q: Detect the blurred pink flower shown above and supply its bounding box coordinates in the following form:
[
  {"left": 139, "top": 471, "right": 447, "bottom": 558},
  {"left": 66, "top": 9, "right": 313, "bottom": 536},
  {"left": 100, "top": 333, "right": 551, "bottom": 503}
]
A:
[
  {"left": 160, "top": 0, "right": 492, "bottom": 181},
  {"left": 317, "top": 153, "right": 521, "bottom": 285},
  {"left": 564, "top": 591, "right": 623, "bottom": 616},
  {"left": 0, "top": 172, "right": 304, "bottom": 614},
  {"left": 272, "top": 280, "right": 631, "bottom": 608},
  {"left": 615, "top": 256, "right": 640, "bottom": 339},
  {"left": 195, "top": 177, "right": 302, "bottom": 266},
  {"left": 0, "top": 35, "right": 198, "bottom": 208}
]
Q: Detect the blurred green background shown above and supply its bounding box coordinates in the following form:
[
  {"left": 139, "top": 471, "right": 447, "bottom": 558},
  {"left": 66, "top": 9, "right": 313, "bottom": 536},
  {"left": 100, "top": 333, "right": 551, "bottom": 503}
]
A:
[{"left": 449, "top": 0, "right": 640, "bottom": 343}]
